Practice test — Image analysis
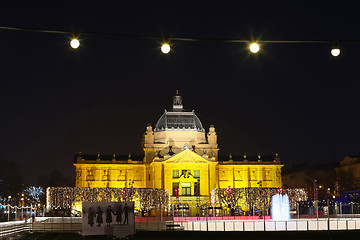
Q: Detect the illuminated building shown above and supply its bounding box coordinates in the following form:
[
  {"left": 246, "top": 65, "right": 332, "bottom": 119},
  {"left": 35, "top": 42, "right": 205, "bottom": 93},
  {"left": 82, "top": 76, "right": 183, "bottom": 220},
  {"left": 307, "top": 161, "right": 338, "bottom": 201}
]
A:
[{"left": 73, "top": 91, "right": 283, "bottom": 215}]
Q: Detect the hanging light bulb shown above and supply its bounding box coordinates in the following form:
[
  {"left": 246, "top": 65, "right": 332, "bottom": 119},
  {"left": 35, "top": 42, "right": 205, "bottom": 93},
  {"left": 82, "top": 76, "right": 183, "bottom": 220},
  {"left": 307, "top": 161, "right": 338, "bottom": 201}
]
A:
[
  {"left": 70, "top": 38, "right": 80, "bottom": 49},
  {"left": 249, "top": 42, "right": 260, "bottom": 53},
  {"left": 161, "top": 43, "right": 171, "bottom": 54},
  {"left": 331, "top": 48, "right": 340, "bottom": 57},
  {"left": 331, "top": 41, "right": 340, "bottom": 57}
]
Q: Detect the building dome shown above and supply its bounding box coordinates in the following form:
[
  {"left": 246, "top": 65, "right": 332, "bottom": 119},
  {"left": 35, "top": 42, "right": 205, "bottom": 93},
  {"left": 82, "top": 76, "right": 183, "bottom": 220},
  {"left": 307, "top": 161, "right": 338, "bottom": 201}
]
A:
[
  {"left": 154, "top": 110, "right": 205, "bottom": 132},
  {"left": 154, "top": 91, "right": 205, "bottom": 132}
]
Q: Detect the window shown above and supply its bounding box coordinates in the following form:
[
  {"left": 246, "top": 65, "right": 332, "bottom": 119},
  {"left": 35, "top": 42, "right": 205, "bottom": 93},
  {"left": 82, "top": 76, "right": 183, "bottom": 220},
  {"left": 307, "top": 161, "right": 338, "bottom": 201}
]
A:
[
  {"left": 172, "top": 170, "right": 179, "bottom": 178},
  {"left": 86, "top": 169, "right": 95, "bottom": 181},
  {"left": 172, "top": 182, "right": 179, "bottom": 196},
  {"left": 194, "top": 170, "right": 200, "bottom": 178},
  {"left": 250, "top": 170, "right": 256, "bottom": 180},
  {"left": 102, "top": 170, "right": 109, "bottom": 181},
  {"left": 265, "top": 170, "right": 271, "bottom": 180},
  {"left": 182, "top": 182, "right": 191, "bottom": 196},
  {"left": 194, "top": 181, "right": 200, "bottom": 196}
]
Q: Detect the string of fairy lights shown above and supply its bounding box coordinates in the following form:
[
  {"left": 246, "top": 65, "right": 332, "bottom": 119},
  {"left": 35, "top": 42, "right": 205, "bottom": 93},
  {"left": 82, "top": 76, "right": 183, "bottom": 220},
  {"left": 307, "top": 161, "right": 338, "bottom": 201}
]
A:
[
  {"left": 211, "top": 188, "right": 307, "bottom": 211},
  {"left": 0, "top": 25, "right": 349, "bottom": 57},
  {"left": 46, "top": 187, "right": 360, "bottom": 214},
  {"left": 46, "top": 187, "right": 170, "bottom": 211},
  {"left": 46, "top": 186, "right": 308, "bottom": 212},
  {"left": 0, "top": 204, "right": 37, "bottom": 210}
]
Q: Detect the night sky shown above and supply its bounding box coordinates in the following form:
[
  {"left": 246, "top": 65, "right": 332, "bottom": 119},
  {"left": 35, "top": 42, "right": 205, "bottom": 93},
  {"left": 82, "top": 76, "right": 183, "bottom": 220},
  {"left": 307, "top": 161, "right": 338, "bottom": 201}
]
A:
[{"left": 1, "top": 2, "right": 359, "bottom": 184}]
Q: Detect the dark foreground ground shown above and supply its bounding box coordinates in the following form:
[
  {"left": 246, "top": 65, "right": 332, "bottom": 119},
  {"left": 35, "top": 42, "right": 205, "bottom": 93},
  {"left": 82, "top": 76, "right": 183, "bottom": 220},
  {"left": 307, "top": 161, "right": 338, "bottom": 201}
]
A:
[{"left": 17, "top": 230, "right": 360, "bottom": 240}]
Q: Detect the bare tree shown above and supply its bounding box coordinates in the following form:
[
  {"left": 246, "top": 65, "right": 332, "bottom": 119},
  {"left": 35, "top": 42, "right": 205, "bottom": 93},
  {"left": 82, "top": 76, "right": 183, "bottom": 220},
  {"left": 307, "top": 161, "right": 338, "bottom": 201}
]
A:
[
  {"left": 213, "top": 188, "right": 244, "bottom": 215},
  {"left": 212, "top": 188, "right": 306, "bottom": 215},
  {"left": 243, "top": 188, "right": 261, "bottom": 215}
]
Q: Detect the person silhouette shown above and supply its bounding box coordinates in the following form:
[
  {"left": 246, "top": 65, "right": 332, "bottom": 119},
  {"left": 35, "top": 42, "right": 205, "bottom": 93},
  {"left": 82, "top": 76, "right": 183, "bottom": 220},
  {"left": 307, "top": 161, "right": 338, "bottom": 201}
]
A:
[
  {"left": 105, "top": 205, "right": 114, "bottom": 226},
  {"left": 115, "top": 204, "right": 123, "bottom": 224},
  {"left": 123, "top": 203, "right": 129, "bottom": 225},
  {"left": 96, "top": 206, "right": 103, "bottom": 227},
  {"left": 87, "top": 207, "right": 95, "bottom": 227}
]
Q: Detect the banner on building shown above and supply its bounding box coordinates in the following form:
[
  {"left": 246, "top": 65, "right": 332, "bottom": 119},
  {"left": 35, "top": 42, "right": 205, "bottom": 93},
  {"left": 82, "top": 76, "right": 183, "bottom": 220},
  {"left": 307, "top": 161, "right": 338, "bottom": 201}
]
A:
[{"left": 82, "top": 201, "right": 134, "bottom": 236}]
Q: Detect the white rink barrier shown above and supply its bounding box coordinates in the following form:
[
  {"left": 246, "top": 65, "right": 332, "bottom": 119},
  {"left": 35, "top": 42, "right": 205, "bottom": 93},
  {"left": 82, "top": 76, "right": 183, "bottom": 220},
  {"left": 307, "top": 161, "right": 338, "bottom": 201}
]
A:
[
  {"left": 176, "top": 218, "right": 360, "bottom": 231},
  {"left": 3, "top": 217, "right": 360, "bottom": 234}
]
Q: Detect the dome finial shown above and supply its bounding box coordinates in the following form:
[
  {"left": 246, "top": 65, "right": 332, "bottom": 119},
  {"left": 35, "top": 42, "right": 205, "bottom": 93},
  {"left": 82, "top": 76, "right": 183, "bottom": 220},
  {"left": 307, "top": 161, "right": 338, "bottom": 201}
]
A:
[{"left": 173, "top": 90, "right": 183, "bottom": 111}]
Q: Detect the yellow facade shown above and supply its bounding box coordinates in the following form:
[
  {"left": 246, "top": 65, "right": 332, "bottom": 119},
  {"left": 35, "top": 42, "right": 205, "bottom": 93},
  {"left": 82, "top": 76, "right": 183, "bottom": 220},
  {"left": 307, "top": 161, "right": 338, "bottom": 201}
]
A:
[
  {"left": 73, "top": 92, "right": 283, "bottom": 215},
  {"left": 74, "top": 159, "right": 147, "bottom": 189}
]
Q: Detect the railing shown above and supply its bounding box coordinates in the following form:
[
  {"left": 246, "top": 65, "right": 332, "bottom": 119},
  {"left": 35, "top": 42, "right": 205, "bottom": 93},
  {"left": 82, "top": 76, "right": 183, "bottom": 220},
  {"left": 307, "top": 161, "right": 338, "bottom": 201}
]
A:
[
  {"left": 30, "top": 217, "right": 81, "bottom": 233},
  {"left": 0, "top": 221, "right": 30, "bottom": 239},
  {"left": 0, "top": 218, "right": 82, "bottom": 238}
]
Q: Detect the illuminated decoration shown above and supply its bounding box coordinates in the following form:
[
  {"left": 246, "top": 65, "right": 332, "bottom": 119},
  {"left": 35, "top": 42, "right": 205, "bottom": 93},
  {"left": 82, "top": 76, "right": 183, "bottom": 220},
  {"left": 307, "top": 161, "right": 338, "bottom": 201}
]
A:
[
  {"left": 70, "top": 39, "right": 80, "bottom": 49},
  {"left": 331, "top": 48, "right": 340, "bottom": 57},
  {"left": 0, "top": 25, "right": 350, "bottom": 57},
  {"left": 46, "top": 187, "right": 170, "bottom": 213},
  {"left": 161, "top": 43, "right": 171, "bottom": 54},
  {"left": 0, "top": 203, "right": 37, "bottom": 211},
  {"left": 331, "top": 41, "right": 340, "bottom": 57},
  {"left": 212, "top": 188, "right": 248, "bottom": 213},
  {"left": 249, "top": 42, "right": 260, "bottom": 53},
  {"left": 212, "top": 188, "right": 307, "bottom": 213},
  {"left": 24, "top": 186, "right": 44, "bottom": 202}
]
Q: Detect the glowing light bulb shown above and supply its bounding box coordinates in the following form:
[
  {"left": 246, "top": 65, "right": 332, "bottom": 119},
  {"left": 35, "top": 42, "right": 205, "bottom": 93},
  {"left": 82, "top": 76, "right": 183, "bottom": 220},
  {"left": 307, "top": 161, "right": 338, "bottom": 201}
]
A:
[
  {"left": 249, "top": 43, "right": 260, "bottom": 53},
  {"left": 161, "top": 43, "right": 171, "bottom": 54},
  {"left": 70, "top": 39, "right": 80, "bottom": 49},
  {"left": 331, "top": 48, "right": 340, "bottom": 57}
]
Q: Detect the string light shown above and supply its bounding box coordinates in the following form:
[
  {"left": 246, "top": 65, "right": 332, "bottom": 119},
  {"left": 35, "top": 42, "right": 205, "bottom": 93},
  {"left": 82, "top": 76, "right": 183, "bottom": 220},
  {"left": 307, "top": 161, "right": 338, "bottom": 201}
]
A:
[
  {"left": 161, "top": 43, "right": 171, "bottom": 54},
  {"left": 212, "top": 188, "right": 307, "bottom": 211},
  {"left": 0, "top": 204, "right": 37, "bottom": 210},
  {"left": 24, "top": 186, "right": 44, "bottom": 202},
  {"left": 48, "top": 186, "right": 308, "bottom": 214},
  {"left": 0, "top": 25, "right": 352, "bottom": 56},
  {"left": 249, "top": 42, "right": 260, "bottom": 53},
  {"left": 70, "top": 38, "right": 80, "bottom": 49},
  {"left": 46, "top": 187, "right": 170, "bottom": 212}
]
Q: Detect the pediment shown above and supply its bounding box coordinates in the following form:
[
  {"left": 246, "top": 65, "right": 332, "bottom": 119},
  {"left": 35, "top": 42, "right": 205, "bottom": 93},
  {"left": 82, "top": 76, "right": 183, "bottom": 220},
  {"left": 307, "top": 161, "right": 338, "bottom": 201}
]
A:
[{"left": 164, "top": 149, "right": 209, "bottom": 163}]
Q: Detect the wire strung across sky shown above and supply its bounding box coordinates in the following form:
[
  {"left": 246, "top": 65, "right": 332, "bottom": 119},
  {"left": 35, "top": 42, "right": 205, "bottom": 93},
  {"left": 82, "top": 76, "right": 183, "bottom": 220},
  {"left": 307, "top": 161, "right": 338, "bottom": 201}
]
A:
[{"left": 0, "top": 25, "right": 354, "bottom": 56}]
